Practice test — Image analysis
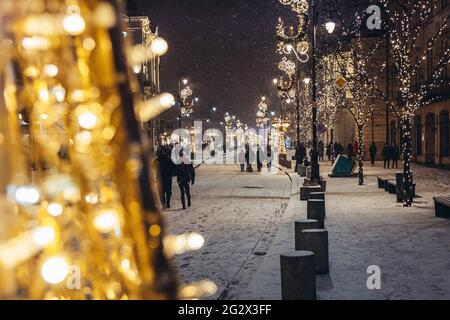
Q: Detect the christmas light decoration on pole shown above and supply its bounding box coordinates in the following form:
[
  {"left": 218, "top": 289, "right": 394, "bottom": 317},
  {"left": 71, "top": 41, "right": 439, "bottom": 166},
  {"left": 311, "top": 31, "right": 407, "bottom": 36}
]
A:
[{"left": 256, "top": 97, "right": 270, "bottom": 129}]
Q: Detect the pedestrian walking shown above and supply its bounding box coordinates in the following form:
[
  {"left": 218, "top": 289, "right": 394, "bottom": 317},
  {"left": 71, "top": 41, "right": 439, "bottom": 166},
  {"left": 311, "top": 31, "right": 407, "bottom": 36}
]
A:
[
  {"left": 326, "top": 142, "right": 333, "bottom": 161},
  {"left": 381, "top": 142, "right": 391, "bottom": 169},
  {"left": 245, "top": 142, "right": 254, "bottom": 172},
  {"left": 347, "top": 142, "right": 354, "bottom": 159},
  {"left": 157, "top": 145, "right": 174, "bottom": 209},
  {"left": 318, "top": 141, "right": 325, "bottom": 162},
  {"left": 256, "top": 145, "right": 263, "bottom": 172},
  {"left": 266, "top": 144, "right": 273, "bottom": 172},
  {"left": 238, "top": 147, "right": 246, "bottom": 172},
  {"left": 176, "top": 151, "right": 196, "bottom": 210},
  {"left": 369, "top": 142, "right": 377, "bottom": 166},
  {"left": 391, "top": 144, "right": 400, "bottom": 169}
]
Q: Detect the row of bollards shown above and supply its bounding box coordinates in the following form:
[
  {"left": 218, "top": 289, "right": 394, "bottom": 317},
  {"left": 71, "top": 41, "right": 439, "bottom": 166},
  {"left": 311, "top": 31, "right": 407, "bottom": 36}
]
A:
[{"left": 280, "top": 183, "right": 330, "bottom": 300}]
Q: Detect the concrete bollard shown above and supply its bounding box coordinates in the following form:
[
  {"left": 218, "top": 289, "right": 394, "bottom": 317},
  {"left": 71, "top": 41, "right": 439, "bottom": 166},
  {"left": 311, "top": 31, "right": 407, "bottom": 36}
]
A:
[
  {"left": 309, "top": 192, "right": 325, "bottom": 200},
  {"left": 295, "top": 219, "right": 320, "bottom": 250},
  {"left": 300, "top": 186, "right": 322, "bottom": 201},
  {"left": 280, "top": 251, "right": 317, "bottom": 300},
  {"left": 299, "top": 165, "right": 307, "bottom": 177},
  {"left": 307, "top": 199, "right": 326, "bottom": 227},
  {"left": 299, "top": 229, "right": 329, "bottom": 274},
  {"left": 320, "top": 180, "right": 327, "bottom": 192}
]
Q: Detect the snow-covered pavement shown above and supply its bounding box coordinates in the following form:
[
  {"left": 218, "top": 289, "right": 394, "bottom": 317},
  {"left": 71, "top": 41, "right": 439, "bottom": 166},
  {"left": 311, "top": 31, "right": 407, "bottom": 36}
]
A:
[
  {"left": 164, "top": 154, "right": 450, "bottom": 300},
  {"left": 163, "top": 157, "right": 291, "bottom": 300}
]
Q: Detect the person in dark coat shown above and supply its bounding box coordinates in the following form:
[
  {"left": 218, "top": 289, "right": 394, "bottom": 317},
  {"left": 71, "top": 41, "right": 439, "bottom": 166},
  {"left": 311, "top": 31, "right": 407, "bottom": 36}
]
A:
[
  {"left": 391, "top": 144, "right": 400, "bottom": 169},
  {"left": 304, "top": 156, "right": 310, "bottom": 167},
  {"left": 338, "top": 142, "right": 344, "bottom": 155},
  {"left": 245, "top": 142, "right": 254, "bottom": 172},
  {"left": 266, "top": 145, "right": 273, "bottom": 172},
  {"left": 256, "top": 145, "right": 265, "bottom": 172},
  {"left": 347, "top": 143, "right": 354, "bottom": 159},
  {"left": 318, "top": 141, "right": 325, "bottom": 162},
  {"left": 238, "top": 147, "right": 246, "bottom": 172},
  {"left": 295, "top": 143, "right": 307, "bottom": 169},
  {"left": 326, "top": 142, "right": 333, "bottom": 161},
  {"left": 369, "top": 142, "right": 378, "bottom": 166},
  {"left": 176, "top": 152, "right": 196, "bottom": 210},
  {"left": 381, "top": 143, "right": 391, "bottom": 169},
  {"left": 157, "top": 145, "right": 174, "bottom": 209}
]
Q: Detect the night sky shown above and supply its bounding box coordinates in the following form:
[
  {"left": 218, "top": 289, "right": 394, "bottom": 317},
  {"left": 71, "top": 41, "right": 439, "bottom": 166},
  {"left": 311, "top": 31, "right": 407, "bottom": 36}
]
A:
[
  {"left": 130, "top": 0, "right": 290, "bottom": 125},
  {"left": 128, "top": 0, "right": 368, "bottom": 125}
]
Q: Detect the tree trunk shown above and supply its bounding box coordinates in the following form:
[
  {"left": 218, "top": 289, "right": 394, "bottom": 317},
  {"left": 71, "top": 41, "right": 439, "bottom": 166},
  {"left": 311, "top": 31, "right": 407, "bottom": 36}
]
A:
[
  {"left": 357, "top": 125, "right": 364, "bottom": 185},
  {"left": 402, "top": 114, "right": 413, "bottom": 207}
]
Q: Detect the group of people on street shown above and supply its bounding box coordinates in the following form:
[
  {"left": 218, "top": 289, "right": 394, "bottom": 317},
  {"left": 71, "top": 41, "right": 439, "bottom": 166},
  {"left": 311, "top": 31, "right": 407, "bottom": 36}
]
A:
[
  {"left": 368, "top": 142, "right": 400, "bottom": 168},
  {"left": 157, "top": 145, "right": 196, "bottom": 210},
  {"left": 381, "top": 142, "right": 400, "bottom": 169},
  {"left": 294, "top": 138, "right": 401, "bottom": 170},
  {"left": 238, "top": 143, "right": 273, "bottom": 173}
]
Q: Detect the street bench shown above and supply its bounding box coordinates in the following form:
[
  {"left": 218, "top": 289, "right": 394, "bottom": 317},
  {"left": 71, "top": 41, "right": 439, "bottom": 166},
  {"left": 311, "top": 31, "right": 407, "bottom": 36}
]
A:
[
  {"left": 434, "top": 197, "right": 450, "bottom": 219},
  {"left": 387, "top": 180, "right": 397, "bottom": 194},
  {"left": 377, "top": 176, "right": 393, "bottom": 189}
]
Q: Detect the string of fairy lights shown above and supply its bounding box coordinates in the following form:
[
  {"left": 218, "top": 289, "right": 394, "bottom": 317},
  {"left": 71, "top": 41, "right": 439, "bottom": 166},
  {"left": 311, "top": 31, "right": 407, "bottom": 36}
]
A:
[
  {"left": 0, "top": 0, "right": 216, "bottom": 300},
  {"left": 378, "top": 0, "right": 449, "bottom": 206}
]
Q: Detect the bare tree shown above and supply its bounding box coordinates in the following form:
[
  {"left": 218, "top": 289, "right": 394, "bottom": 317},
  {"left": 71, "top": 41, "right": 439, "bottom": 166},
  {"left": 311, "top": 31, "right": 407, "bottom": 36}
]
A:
[{"left": 331, "top": 11, "right": 386, "bottom": 185}]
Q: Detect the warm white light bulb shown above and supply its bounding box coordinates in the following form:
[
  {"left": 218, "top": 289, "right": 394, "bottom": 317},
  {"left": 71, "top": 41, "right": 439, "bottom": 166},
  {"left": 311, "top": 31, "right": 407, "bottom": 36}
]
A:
[
  {"left": 78, "top": 111, "right": 97, "bottom": 130},
  {"left": 44, "top": 64, "right": 59, "bottom": 77},
  {"left": 47, "top": 203, "right": 63, "bottom": 217},
  {"left": 187, "top": 233, "right": 205, "bottom": 251},
  {"left": 41, "top": 256, "right": 69, "bottom": 284},
  {"left": 63, "top": 13, "right": 86, "bottom": 36},
  {"left": 150, "top": 37, "right": 168, "bottom": 56},
  {"left": 33, "top": 227, "right": 56, "bottom": 246},
  {"left": 93, "top": 209, "right": 120, "bottom": 233},
  {"left": 15, "top": 186, "right": 40, "bottom": 206}
]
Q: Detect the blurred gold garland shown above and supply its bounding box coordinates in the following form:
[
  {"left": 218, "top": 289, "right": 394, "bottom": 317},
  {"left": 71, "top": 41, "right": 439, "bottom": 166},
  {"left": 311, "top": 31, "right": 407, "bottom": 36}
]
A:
[{"left": 0, "top": 0, "right": 202, "bottom": 300}]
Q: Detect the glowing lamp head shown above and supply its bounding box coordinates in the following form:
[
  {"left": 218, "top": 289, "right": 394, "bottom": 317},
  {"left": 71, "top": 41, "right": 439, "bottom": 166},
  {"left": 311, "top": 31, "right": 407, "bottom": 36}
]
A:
[
  {"left": 303, "top": 77, "right": 311, "bottom": 85},
  {"left": 182, "top": 79, "right": 188, "bottom": 85},
  {"left": 273, "top": 78, "right": 278, "bottom": 85},
  {"left": 150, "top": 37, "right": 168, "bottom": 56},
  {"left": 325, "top": 21, "right": 336, "bottom": 34}
]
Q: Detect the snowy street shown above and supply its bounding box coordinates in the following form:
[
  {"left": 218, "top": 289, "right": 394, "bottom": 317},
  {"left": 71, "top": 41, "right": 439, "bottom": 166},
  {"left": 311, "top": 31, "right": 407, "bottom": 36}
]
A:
[
  {"left": 165, "top": 153, "right": 450, "bottom": 300},
  {"left": 164, "top": 154, "right": 291, "bottom": 300}
]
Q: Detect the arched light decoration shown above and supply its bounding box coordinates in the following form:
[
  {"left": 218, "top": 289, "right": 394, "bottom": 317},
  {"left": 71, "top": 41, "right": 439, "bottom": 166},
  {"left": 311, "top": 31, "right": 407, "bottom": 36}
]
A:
[{"left": 279, "top": 0, "right": 309, "bottom": 15}]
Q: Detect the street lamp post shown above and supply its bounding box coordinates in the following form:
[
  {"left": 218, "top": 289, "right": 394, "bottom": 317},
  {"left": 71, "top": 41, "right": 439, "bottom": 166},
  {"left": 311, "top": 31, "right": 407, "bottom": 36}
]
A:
[{"left": 310, "top": 0, "right": 335, "bottom": 184}]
